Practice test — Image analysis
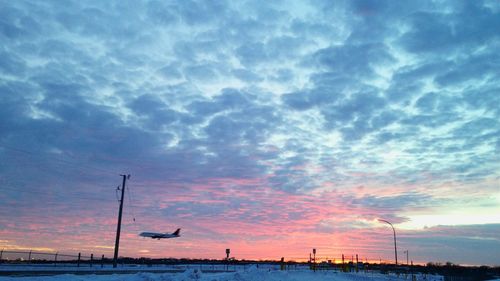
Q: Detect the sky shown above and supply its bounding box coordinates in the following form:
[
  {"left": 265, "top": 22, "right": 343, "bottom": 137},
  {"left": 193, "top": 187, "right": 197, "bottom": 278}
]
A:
[{"left": 0, "top": 0, "right": 499, "bottom": 266}]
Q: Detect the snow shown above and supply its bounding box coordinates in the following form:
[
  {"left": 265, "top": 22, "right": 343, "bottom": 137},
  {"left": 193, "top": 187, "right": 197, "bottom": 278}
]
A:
[{"left": 0, "top": 265, "right": 444, "bottom": 281}]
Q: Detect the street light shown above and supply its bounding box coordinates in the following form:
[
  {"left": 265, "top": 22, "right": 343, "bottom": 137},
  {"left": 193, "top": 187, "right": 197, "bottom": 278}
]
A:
[
  {"left": 378, "top": 219, "right": 398, "bottom": 265},
  {"left": 403, "top": 250, "right": 409, "bottom": 265}
]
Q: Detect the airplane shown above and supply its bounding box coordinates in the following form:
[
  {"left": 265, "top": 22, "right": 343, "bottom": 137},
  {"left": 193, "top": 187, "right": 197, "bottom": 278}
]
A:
[{"left": 139, "top": 228, "right": 181, "bottom": 240}]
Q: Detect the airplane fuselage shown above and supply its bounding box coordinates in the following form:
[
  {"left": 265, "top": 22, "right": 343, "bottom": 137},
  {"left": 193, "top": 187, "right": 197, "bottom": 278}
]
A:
[
  {"left": 139, "top": 228, "right": 181, "bottom": 240},
  {"left": 140, "top": 232, "right": 179, "bottom": 239}
]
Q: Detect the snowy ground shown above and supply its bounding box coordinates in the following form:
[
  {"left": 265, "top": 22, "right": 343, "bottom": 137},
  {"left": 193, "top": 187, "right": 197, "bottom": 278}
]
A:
[{"left": 0, "top": 265, "right": 444, "bottom": 281}]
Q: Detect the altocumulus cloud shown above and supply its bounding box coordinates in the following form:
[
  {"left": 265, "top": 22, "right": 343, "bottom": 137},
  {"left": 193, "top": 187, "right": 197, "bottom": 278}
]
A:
[{"left": 0, "top": 0, "right": 499, "bottom": 265}]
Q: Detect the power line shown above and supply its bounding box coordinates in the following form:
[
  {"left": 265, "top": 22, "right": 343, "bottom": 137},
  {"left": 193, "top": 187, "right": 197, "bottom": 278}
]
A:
[
  {"left": 1, "top": 143, "right": 191, "bottom": 192},
  {"left": 0, "top": 143, "right": 120, "bottom": 176},
  {"left": 127, "top": 182, "right": 138, "bottom": 223},
  {"left": 0, "top": 185, "right": 120, "bottom": 204}
]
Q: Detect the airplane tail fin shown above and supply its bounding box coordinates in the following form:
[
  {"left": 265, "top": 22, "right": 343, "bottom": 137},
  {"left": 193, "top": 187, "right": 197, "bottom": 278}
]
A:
[{"left": 172, "top": 228, "right": 181, "bottom": 236}]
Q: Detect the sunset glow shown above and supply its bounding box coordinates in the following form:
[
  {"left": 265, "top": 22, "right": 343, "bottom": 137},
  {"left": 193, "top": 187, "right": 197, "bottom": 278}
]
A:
[{"left": 1, "top": 0, "right": 499, "bottom": 267}]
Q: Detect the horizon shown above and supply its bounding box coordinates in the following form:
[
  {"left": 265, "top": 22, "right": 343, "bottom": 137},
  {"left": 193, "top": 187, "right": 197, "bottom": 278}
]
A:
[
  {"left": 2, "top": 246, "right": 497, "bottom": 268},
  {"left": 1, "top": 0, "right": 499, "bottom": 267}
]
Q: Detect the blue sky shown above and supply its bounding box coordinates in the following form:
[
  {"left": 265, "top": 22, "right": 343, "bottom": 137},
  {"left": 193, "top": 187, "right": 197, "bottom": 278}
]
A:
[{"left": 0, "top": 0, "right": 499, "bottom": 265}]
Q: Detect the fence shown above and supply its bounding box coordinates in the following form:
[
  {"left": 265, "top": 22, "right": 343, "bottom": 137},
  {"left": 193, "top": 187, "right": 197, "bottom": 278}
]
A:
[
  {"left": 0, "top": 251, "right": 400, "bottom": 270},
  {"left": 6, "top": 250, "right": 492, "bottom": 280},
  {"left": 0, "top": 250, "right": 396, "bottom": 273},
  {"left": 0, "top": 249, "right": 106, "bottom": 267}
]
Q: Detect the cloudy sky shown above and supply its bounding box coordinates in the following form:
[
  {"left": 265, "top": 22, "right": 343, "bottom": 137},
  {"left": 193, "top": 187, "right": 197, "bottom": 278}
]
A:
[{"left": 1, "top": 0, "right": 499, "bottom": 265}]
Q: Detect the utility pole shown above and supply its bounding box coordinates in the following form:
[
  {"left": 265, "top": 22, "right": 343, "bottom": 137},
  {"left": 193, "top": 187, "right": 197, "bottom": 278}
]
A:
[{"left": 113, "top": 174, "right": 129, "bottom": 268}]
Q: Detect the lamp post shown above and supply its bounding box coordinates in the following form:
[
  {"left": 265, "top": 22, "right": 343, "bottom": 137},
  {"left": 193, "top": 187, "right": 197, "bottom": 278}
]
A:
[
  {"left": 378, "top": 219, "right": 398, "bottom": 265},
  {"left": 403, "top": 250, "right": 409, "bottom": 265}
]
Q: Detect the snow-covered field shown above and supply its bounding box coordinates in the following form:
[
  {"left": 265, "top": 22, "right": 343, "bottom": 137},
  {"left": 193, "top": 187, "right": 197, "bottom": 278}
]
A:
[{"left": 0, "top": 265, "right": 444, "bottom": 281}]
